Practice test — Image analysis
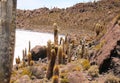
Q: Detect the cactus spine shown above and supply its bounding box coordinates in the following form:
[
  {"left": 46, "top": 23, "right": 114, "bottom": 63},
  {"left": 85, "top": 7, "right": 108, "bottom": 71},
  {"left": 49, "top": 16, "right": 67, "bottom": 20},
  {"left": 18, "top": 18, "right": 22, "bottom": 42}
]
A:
[
  {"left": 46, "top": 49, "right": 57, "bottom": 79},
  {"left": 54, "top": 23, "right": 58, "bottom": 45},
  {"left": 0, "top": 0, "right": 17, "bottom": 82}
]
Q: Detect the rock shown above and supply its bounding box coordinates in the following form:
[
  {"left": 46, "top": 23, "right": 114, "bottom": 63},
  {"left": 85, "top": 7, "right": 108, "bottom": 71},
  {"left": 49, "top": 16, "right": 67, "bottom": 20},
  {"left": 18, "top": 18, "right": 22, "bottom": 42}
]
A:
[
  {"left": 111, "top": 57, "right": 120, "bottom": 77},
  {"left": 71, "top": 56, "right": 75, "bottom": 61},
  {"left": 31, "top": 76, "right": 37, "bottom": 80},
  {"left": 32, "top": 79, "right": 44, "bottom": 83},
  {"left": 31, "top": 45, "right": 47, "bottom": 61},
  {"left": 30, "top": 66, "right": 45, "bottom": 79},
  {"left": 68, "top": 71, "right": 89, "bottom": 83},
  {"left": 14, "top": 75, "right": 32, "bottom": 83},
  {"left": 93, "top": 20, "right": 120, "bottom": 76}
]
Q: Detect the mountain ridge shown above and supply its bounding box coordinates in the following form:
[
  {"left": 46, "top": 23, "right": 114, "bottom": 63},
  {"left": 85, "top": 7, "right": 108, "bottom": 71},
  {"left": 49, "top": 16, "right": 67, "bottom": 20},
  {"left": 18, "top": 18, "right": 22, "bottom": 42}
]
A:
[{"left": 16, "top": 0, "right": 120, "bottom": 34}]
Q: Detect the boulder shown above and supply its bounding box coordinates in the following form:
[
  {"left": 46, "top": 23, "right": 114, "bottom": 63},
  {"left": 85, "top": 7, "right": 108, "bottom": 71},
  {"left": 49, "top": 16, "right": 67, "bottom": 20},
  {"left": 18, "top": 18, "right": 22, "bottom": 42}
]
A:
[
  {"left": 68, "top": 71, "right": 89, "bottom": 83},
  {"left": 30, "top": 66, "right": 45, "bottom": 79},
  {"left": 31, "top": 45, "right": 47, "bottom": 61},
  {"left": 14, "top": 75, "right": 32, "bottom": 83}
]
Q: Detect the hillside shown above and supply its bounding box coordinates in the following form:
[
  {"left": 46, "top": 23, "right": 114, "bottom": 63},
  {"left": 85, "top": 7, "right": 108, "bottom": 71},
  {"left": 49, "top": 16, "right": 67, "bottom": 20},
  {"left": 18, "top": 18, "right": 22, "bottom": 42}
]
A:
[
  {"left": 16, "top": 0, "right": 120, "bottom": 34},
  {"left": 9, "top": 0, "right": 120, "bottom": 83}
]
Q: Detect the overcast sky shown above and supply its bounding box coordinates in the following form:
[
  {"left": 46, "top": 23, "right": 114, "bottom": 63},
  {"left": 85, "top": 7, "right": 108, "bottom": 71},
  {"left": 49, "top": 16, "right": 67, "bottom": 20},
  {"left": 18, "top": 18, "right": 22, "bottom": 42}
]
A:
[{"left": 17, "top": 0, "right": 98, "bottom": 10}]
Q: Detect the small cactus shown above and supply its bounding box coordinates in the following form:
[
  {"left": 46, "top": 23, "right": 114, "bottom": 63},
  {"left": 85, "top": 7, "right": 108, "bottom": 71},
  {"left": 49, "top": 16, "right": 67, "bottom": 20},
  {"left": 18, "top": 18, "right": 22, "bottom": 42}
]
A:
[
  {"left": 22, "top": 61, "right": 26, "bottom": 67},
  {"left": 22, "top": 49, "right": 27, "bottom": 67},
  {"left": 46, "top": 49, "right": 57, "bottom": 79},
  {"left": 55, "top": 45, "right": 58, "bottom": 54},
  {"left": 84, "top": 46, "right": 89, "bottom": 60},
  {"left": 81, "top": 43, "right": 85, "bottom": 58},
  {"left": 80, "top": 59, "right": 90, "bottom": 71},
  {"left": 22, "top": 50, "right": 25, "bottom": 61},
  {"left": 53, "top": 65, "right": 59, "bottom": 76},
  {"left": 64, "top": 34, "right": 68, "bottom": 44},
  {"left": 25, "top": 48, "right": 27, "bottom": 56},
  {"left": 67, "top": 44, "right": 72, "bottom": 62},
  {"left": 27, "top": 52, "right": 32, "bottom": 66},
  {"left": 60, "top": 37, "right": 65, "bottom": 52},
  {"left": 16, "top": 56, "right": 20, "bottom": 64},
  {"left": 62, "top": 53, "right": 66, "bottom": 64},
  {"left": 30, "top": 60, "right": 34, "bottom": 66},
  {"left": 54, "top": 23, "right": 58, "bottom": 45},
  {"left": 47, "top": 40, "right": 52, "bottom": 61},
  {"left": 94, "top": 23, "right": 103, "bottom": 37},
  {"left": 64, "top": 34, "right": 69, "bottom": 54},
  {"left": 28, "top": 41, "right": 31, "bottom": 52},
  {"left": 52, "top": 75, "right": 59, "bottom": 83},
  {"left": 57, "top": 46, "right": 63, "bottom": 64},
  {"left": 88, "top": 65, "right": 99, "bottom": 77}
]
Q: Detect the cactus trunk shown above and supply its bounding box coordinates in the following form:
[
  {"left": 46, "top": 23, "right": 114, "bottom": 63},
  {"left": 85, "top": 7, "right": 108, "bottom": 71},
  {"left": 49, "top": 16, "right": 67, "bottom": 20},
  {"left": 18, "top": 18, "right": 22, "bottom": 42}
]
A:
[
  {"left": 46, "top": 49, "right": 57, "bottom": 79},
  {"left": 53, "top": 23, "right": 58, "bottom": 45},
  {"left": 0, "top": 0, "right": 16, "bottom": 83}
]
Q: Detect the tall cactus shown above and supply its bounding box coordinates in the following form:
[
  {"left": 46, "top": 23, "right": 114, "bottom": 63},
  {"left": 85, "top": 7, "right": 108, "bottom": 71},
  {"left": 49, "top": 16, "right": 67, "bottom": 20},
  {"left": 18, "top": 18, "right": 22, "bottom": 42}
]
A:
[
  {"left": 47, "top": 40, "right": 52, "bottom": 61},
  {"left": 0, "top": 0, "right": 17, "bottom": 83},
  {"left": 46, "top": 49, "right": 57, "bottom": 79},
  {"left": 53, "top": 23, "right": 58, "bottom": 45},
  {"left": 28, "top": 41, "right": 31, "bottom": 52},
  {"left": 57, "top": 46, "right": 63, "bottom": 64}
]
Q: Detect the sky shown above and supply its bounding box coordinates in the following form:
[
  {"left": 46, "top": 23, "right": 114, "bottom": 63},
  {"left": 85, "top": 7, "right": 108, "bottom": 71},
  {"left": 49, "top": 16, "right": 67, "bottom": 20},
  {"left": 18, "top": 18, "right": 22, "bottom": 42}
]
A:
[{"left": 17, "top": 0, "right": 98, "bottom": 10}]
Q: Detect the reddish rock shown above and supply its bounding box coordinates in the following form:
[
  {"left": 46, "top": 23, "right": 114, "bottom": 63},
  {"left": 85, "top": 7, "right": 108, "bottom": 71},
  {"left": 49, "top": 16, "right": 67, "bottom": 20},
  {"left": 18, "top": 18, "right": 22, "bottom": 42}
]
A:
[
  {"left": 31, "top": 45, "right": 47, "bottom": 61},
  {"left": 14, "top": 75, "right": 32, "bottom": 83},
  {"left": 68, "top": 71, "right": 89, "bottom": 83},
  {"left": 93, "top": 20, "right": 120, "bottom": 76}
]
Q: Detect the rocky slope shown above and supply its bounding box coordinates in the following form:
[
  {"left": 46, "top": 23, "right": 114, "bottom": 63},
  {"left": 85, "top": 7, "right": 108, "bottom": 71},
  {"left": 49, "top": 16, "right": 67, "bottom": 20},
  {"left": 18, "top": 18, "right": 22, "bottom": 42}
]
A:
[{"left": 16, "top": 0, "right": 120, "bottom": 34}]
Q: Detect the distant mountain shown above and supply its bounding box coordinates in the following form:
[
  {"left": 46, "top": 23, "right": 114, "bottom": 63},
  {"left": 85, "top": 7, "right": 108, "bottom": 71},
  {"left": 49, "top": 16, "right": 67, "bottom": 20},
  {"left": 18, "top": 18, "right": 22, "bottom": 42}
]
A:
[{"left": 16, "top": 0, "right": 120, "bottom": 34}]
